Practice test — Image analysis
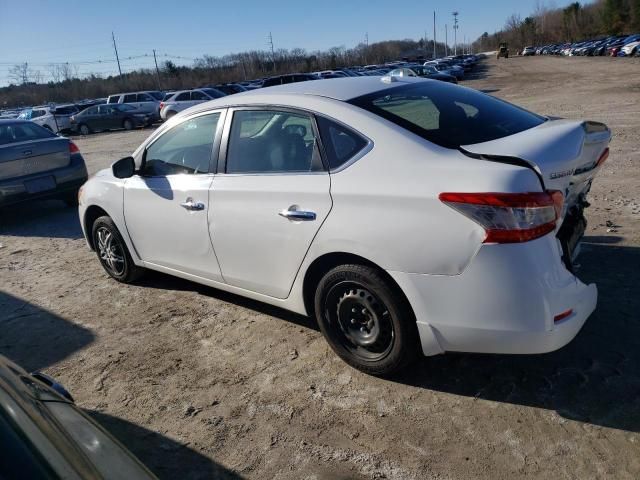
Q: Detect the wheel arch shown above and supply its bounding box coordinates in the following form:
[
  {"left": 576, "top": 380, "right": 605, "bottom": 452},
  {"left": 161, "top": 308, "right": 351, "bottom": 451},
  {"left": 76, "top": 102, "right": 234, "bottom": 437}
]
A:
[
  {"left": 83, "top": 205, "right": 110, "bottom": 250},
  {"left": 302, "top": 251, "right": 412, "bottom": 319}
]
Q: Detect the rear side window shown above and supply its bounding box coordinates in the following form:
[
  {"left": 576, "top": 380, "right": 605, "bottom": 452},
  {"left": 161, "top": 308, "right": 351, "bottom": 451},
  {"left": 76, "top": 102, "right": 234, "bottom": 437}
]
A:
[
  {"left": 348, "top": 81, "right": 545, "bottom": 148},
  {"left": 136, "top": 94, "right": 153, "bottom": 102},
  {"left": 123, "top": 94, "right": 137, "bottom": 103},
  {"left": 175, "top": 92, "right": 190, "bottom": 101},
  {"left": 190, "top": 90, "right": 208, "bottom": 101},
  {"left": 316, "top": 116, "right": 368, "bottom": 171}
]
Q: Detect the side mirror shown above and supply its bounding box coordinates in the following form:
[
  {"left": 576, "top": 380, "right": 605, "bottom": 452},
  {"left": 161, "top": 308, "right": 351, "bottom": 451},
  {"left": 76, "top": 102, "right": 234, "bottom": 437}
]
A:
[{"left": 112, "top": 156, "right": 135, "bottom": 179}]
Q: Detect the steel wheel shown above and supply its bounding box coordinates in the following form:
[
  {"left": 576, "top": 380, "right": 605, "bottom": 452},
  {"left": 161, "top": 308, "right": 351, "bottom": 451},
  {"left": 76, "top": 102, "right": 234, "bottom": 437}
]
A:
[
  {"left": 323, "top": 281, "right": 395, "bottom": 362},
  {"left": 96, "top": 226, "right": 125, "bottom": 276}
]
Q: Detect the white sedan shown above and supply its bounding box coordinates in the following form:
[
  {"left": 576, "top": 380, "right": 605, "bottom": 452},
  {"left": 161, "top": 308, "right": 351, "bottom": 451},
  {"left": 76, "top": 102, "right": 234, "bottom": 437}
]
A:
[
  {"left": 78, "top": 76, "right": 611, "bottom": 376},
  {"left": 159, "top": 88, "right": 226, "bottom": 120}
]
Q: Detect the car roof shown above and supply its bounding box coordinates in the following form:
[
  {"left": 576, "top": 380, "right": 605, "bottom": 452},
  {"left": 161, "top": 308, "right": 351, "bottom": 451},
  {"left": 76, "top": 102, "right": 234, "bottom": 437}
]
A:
[
  {"left": 226, "top": 76, "right": 426, "bottom": 102},
  {"left": 0, "top": 118, "right": 31, "bottom": 125}
]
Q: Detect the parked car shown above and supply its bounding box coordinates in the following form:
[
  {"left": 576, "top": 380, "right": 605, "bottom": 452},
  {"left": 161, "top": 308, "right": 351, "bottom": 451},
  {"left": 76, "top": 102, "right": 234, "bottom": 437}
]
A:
[
  {"left": 0, "top": 119, "right": 87, "bottom": 207},
  {"left": 522, "top": 46, "right": 536, "bottom": 56},
  {"left": 17, "top": 104, "right": 79, "bottom": 133},
  {"left": 0, "top": 354, "right": 156, "bottom": 479},
  {"left": 211, "top": 83, "right": 247, "bottom": 95},
  {"left": 261, "top": 73, "right": 319, "bottom": 87},
  {"left": 159, "top": 88, "right": 226, "bottom": 120},
  {"left": 107, "top": 91, "right": 163, "bottom": 121},
  {"left": 621, "top": 39, "right": 640, "bottom": 56},
  {"left": 388, "top": 66, "right": 457, "bottom": 83},
  {"left": 70, "top": 104, "right": 152, "bottom": 134},
  {"left": 424, "top": 61, "right": 464, "bottom": 79},
  {"left": 79, "top": 76, "right": 609, "bottom": 376}
]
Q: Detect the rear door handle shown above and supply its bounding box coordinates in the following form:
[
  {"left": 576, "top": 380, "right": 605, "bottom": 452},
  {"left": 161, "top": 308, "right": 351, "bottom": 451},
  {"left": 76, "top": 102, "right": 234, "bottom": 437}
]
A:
[
  {"left": 180, "top": 197, "right": 205, "bottom": 211},
  {"left": 279, "top": 206, "right": 316, "bottom": 221}
]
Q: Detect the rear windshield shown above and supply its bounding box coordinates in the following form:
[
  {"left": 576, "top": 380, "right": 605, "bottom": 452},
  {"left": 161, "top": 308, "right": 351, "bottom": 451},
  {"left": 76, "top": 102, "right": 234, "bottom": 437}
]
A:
[
  {"left": 0, "top": 122, "right": 55, "bottom": 145},
  {"left": 348, "top": 81, "right": 545, "bottom": 148}
]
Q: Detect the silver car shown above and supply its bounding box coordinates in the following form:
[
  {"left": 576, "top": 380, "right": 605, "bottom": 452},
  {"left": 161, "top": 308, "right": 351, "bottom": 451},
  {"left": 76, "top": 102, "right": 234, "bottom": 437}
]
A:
[
  {"left": 0, "top": 119, "right": 88, "bottom": 207},
  {"left": 107, "top": 91, "right": 163, "bottom": 121}
]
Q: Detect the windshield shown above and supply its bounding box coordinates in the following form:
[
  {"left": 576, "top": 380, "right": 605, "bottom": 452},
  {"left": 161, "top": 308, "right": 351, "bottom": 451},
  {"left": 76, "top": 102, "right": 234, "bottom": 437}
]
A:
[
  {"left": 202, "top": 88, "right": 225, "bottom": 99},
  {"left": 348, "top": 81, "right": 545, "bottom": 149}
]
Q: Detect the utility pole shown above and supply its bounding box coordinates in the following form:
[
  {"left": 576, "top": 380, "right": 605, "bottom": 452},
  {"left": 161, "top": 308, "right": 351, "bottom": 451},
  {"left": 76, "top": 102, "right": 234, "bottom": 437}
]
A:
[
  {"left": 268, "top": 32, "right": 276, "bottom": 72},
  {"left": 112, "top": 32, "right": 122, "bottom": 76},
  {"left": 445, "top": 24, "right": 448, "bottom": 56},
  {"left": 364, "top": 32, "right": 369, "bottom": 64},
  {"left": 152, "top": 49, "right": 162, "bottom": 90},
  {"left": 433, "top": 11, "right": 436, "bottom": 59},
  {"left": 452, "top": 11, "right": 459, "bottom": 56}
]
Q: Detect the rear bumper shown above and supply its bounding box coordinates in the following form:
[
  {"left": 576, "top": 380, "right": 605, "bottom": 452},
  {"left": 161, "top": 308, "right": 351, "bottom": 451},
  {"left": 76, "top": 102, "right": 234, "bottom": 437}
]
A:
[
  {"left": 389, "top": 234, "right": 597, "bottom": 356},
  {"left": 0, "top": 154, "right": 88, "bottom": 207}
]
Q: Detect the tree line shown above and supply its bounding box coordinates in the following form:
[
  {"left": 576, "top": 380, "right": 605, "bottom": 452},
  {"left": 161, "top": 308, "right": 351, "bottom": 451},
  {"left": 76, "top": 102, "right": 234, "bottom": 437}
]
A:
[
  {"left": 473, "top": 0, "right": 640, "bottom": 53},
  {"left": 0, "top": 38, "right": 451, "bottom": 109}
]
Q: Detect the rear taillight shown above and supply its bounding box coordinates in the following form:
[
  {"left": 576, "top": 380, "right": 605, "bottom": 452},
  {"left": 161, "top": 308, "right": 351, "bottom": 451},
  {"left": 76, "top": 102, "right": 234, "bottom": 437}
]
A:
[
  {"left": 439, "top": 191, "right": 563, "bottom": 244},
  {"left": 69, "top": 141, "right": 80, "bottom": 154},
  {"left": 159, "top": 102, "right": 164, "bottom": 109},
  {"left": 595, "top": 147, "right": 609, "bottom": 168}
]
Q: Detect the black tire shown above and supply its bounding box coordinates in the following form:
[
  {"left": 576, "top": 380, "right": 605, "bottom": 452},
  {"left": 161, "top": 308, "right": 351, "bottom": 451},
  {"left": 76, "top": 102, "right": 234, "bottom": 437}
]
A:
[
  {"left": 91, "top": 215, "right": 144, "bottom": 283},
  {"left": 123, "top": 118, "right": 134, "bottom": 130},
  {"left": 79, "top": 123, "right": 91, "bottom": 136},
  {"left": 314, "top": 264, "right": 420, "bottom": 376}
]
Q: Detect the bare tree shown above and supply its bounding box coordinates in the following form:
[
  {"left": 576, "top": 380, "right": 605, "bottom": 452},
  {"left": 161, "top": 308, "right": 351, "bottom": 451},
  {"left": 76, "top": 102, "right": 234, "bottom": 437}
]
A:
[{"left": 8, "top": 63, "right": 29, "bottom": 85}]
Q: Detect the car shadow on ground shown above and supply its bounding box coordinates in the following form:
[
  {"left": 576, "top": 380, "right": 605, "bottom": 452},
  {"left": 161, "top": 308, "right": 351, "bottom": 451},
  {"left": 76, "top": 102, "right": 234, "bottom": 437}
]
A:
[
  {"left": 463, "top": 61, "right": 491, "bottom": 82},
  {"left": 0, "top": 292, "right": 239, "bottom": 479},
  {"left": 88, "top": 411, "right": 243, "bottom": 480},
  {"left": 394, "top": 242, "right": 640, "bottom": 432},
  {"left": 0, "top": 290, "right": 94, "bottom": 371},
  {"left": 0, "top": 200, "right": 83, "bottom": 240},
  {"left": 135, "top": 271, "right": 319, "bottom": 332}
]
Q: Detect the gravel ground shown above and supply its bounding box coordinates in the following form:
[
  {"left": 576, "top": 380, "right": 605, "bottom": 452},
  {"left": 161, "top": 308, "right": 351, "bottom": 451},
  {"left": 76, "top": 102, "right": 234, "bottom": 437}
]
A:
[{"left": 1, "top": 55, "right": 640, "bottom": 479}]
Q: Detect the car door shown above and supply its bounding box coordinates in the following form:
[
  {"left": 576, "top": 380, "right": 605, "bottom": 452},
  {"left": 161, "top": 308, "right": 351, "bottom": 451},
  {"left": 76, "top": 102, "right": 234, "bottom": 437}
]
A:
[
  {"left": 190, "top": 90, "right": 209, "bottom": 106},
  {"left": 136, "top": 93, "right": 157, "bottom": 116},
  {"left": 210, "top": 108, "right": 332, "bottom": 299},
  {"left": 123, "top": 110, "right": 225, "bottom": 281}
]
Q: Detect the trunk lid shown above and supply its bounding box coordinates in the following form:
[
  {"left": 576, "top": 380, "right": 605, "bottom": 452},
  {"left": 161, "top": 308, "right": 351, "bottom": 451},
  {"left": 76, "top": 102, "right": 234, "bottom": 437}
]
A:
[
  {"left": 462, "top": 118, "right": 611, "bottom": 214},
  {"left": 0, "top": 136, "right": 70, "bottom": 181}
]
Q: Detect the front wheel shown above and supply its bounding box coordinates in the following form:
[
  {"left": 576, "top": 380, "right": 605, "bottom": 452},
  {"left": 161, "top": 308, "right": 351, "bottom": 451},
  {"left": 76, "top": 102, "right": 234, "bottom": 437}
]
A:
[
  {"left": 79, "top": 123, "right": 91, "bottom": 135},
  {"left": 314, "top": 264, "right": 420, "bottom": 376},
  {"left": 91, "top": 216, "right": 144, "bottom": 283},
  {"left": 123, "top": 118, "right": 133, "bottom": 130}
]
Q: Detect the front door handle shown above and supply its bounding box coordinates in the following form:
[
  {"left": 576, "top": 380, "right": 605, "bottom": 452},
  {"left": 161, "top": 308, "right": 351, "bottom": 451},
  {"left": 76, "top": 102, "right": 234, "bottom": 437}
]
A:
[
  {"left": 180, "top": 197, "right": 205, "bottom": 211},
  {"left": 279, "top": 205, "right": 316, "bottom": 221}
]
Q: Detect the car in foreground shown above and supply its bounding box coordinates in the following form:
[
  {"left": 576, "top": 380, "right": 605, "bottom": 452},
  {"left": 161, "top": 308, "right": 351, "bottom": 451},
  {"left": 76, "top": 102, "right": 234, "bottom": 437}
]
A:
[
  {"left": 18, "top": 105, "right": 79, "bottom": 133},
  {"left": 0, "top": 119, "right": 87, "bottom": 208},
  {"left": 70, "top": 104, "right": 152, "bottom": 134},
  {"left": 79, "top": 77, "right": 610, "bottom": 376},
  {"left": 0, "top": 354, "right": 156, "bottom": 479},
  {"left": 159, "top": 88, "right": 226, "bottom": 120}
]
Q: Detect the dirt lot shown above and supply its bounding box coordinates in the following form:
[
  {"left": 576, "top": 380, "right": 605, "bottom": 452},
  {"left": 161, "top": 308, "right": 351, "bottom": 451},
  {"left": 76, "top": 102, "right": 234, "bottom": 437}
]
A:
[{"left": 2, "top": 55, "right": 640, "bottom": 479}]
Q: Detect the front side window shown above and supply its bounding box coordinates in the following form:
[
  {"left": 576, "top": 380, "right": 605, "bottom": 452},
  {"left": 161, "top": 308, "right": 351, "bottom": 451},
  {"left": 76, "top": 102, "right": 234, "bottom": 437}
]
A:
[
  {"left": 123, "top": 94, "right": 137, "bottom": 103},
  {"left": 190, "top": 90, "right": 208, "bottom": 101},
  {"left": 107, "top": 96, "right": 119, "bottom": 104},
  {"left": 136, "top": 93, "right": 153, "bottom": 102},
  {"left": 348, "top": 82, "right": 545, "bottom": 148},
  {"left": 141, "top": 113, "right": 220, "bottom": 176},
  {"left": 175, "top": 92, "right": 190, "bottom": 101},
  {"left": 226, "top": 110, "right": 322, "bottom": 174}
]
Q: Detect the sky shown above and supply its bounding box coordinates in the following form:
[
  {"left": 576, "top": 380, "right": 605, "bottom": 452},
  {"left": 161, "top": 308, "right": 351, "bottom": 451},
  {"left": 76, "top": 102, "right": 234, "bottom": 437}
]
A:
[{"left": 0, "top": 0, "right": 578, "bottom": 86}]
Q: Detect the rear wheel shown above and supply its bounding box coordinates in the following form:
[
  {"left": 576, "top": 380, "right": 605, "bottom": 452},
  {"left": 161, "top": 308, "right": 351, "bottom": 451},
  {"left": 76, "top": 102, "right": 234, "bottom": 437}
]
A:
[
  {"left": 123, "top": 118, "right": 134, "bottom": 130},
  {"left": 79, "top": 123, "right": 91, "bottom": 135},
  {"left": 314, "top": 264, "right": 420, "bottom": 376},
  {"left": 91, "top": 216, "right": 144, "bottom": 283}
]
